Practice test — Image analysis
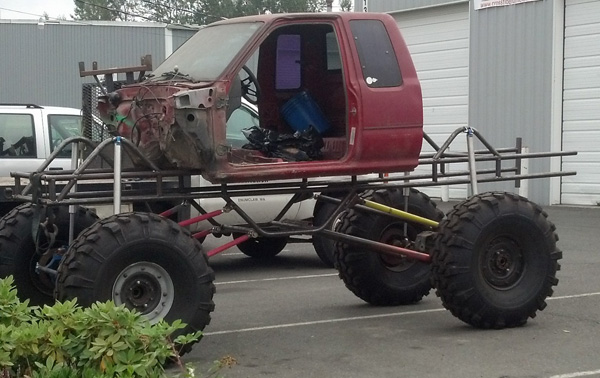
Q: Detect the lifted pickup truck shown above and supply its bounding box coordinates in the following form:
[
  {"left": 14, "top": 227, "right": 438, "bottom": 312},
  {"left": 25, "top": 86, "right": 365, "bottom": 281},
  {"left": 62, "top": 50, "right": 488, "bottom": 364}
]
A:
[{"left": 0, "top": 12, "right": 576, "bottom": 354}]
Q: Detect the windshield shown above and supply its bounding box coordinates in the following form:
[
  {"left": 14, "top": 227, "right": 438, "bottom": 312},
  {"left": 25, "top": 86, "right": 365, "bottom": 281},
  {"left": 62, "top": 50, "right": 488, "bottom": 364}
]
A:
[{"left": 151, "top": 22, "right": 263, "bottom": 82}]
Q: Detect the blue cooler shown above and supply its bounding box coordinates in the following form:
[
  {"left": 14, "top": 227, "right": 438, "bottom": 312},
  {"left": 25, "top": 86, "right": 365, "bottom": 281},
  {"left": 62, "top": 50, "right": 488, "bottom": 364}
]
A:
[{"left": 281, "top": 91, "right": 331, "bottom": 134}]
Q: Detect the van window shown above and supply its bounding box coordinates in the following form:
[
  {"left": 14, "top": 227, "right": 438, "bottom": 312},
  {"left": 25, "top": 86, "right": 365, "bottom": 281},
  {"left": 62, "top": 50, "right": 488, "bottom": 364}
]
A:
[
  {"left": 349, "top": 20, "right": 402, "bottom": 88},
  {"left": 49, "top": 115, "right": 81, "bottom": 157},
  {"left": 0, "top": 114, "right": 36, "bottom": 157}
]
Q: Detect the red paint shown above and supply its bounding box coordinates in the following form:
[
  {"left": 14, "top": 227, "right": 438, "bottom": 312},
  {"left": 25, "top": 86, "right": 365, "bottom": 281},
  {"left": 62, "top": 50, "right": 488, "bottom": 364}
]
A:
[
  {"left": 178, "top": 209, "right": 223, "bottom": 228},
  {"left": 207, "top": 234, "right": 250, "bottom": 257},
  {"left": 98, "top": 12, "right": 423, "bottom": 184}
]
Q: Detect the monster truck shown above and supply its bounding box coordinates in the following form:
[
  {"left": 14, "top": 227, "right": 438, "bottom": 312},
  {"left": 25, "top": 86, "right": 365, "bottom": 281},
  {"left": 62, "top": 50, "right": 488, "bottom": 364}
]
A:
[{"left": 0, "top": 12, "right": 576, "bottom": 353}]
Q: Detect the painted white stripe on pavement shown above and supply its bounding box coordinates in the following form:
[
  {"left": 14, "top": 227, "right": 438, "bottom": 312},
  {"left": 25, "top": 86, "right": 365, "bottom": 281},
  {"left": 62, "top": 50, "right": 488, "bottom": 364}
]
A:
[
  {"left": 547, "top": 292, "right": 600, "bottom": 300},
  {"left": 215, "top": 273, "right": 338, "bottom": 285},
  {"left": 548, "top": 370, "right": 600, "bottom": 378},
  {"left": 203, "top": 291, "right": 600, "bottom": 336},
  {"left": 203, "top": 308, "right": 445, "bottom": 336}
]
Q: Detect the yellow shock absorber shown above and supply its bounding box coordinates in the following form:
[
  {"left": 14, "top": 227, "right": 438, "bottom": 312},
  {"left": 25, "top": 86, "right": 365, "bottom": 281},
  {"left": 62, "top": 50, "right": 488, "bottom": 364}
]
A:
[{"left": 362, "top": 199, "right": 439, "bottom": 228}]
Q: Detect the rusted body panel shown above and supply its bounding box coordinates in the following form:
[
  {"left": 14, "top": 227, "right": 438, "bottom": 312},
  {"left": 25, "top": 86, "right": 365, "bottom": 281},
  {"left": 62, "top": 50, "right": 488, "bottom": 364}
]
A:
[{"left": 98, "top": 12, "right": 423, "bottom": 183}]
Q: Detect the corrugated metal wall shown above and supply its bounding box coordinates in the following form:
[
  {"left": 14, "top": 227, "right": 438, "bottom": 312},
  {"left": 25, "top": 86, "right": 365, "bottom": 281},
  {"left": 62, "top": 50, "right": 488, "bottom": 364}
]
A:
[
  {"left": 561, "top": 0, "right": 600, "bottom": 205},
  {"left": 352, "top": 0, "right": 559, "bottom": 204},
  {"left": 468, "top": 1, "right": 556, "bottom": 203},
  {"left": 171, "top": 26, "right": 199, "bottom": 52},
  {"left": 354, "top": 0, "right": 467, "bottom": 13},
  {"left": 392, "top": 3, "right": 471, "bottom": 200},
  {"left": 0, "top": 21, "right": 196, "bottom": 110}
]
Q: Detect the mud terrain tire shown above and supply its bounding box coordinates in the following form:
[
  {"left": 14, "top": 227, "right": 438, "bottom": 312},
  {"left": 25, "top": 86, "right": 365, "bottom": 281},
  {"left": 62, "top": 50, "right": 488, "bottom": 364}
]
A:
[
  {"left": 0, "top": 204, "right": 98, "bottom": 305},
  {"left": 431, "top": 192, "right": 561, "bottom": 329},
  {"left": 335, "top": 188, "right": 443, "bottom": 305},
  {"left": 56, "top": 212, "right": 215, "bottom": 352}
]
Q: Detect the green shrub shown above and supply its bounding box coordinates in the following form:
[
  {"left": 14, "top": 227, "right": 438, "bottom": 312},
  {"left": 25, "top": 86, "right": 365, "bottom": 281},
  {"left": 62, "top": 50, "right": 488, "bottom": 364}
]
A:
[{"left": 0, "top": 276, "right": 202, "bottom": 378}]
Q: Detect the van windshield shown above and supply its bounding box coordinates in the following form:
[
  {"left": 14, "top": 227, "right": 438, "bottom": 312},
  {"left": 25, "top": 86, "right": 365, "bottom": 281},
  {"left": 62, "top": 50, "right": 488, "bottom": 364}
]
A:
[{"left": 151, "top": 22, "right": 263, "bottom": 82}]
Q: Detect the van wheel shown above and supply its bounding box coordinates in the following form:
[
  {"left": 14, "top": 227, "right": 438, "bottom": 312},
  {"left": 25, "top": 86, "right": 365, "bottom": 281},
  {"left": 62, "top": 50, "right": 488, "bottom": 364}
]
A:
[
  {"left": 0, "top": 204, "right": 98, "bottom": 305},
  {"left": 56, "top": 212, "right": 215, "bottom": 354},
  {"left": 313, "top": 201, "right": 344, "bottom": 268},
  {"left": 335, "top": 189, "right": 443, "bottom": 305},
  {"left": 233, "top": 233, "right": 288, "bottom": 258}
]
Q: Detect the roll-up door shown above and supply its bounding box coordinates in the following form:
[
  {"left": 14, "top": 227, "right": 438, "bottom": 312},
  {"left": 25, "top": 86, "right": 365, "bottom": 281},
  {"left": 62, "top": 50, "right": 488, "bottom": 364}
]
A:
[
  {"left": 561, "top": 0, "right": 600, "bottom": 205},
  {"left": 392, "top": 3, "right": 470, "bottom": 199}
]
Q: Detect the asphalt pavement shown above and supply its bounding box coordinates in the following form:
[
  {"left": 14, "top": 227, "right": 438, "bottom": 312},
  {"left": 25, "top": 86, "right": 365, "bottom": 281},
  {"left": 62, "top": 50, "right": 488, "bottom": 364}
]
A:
[{"left": 172, "top": 202, "right": 600, "bottom": 378}]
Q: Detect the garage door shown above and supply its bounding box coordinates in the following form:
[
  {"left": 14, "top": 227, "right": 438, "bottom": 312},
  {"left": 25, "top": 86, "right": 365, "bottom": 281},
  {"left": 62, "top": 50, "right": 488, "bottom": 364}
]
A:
[
  {"left": 561, "top": 0, "right": 600, "bottom": 205},
  {"left": 392, "top": 3, "right": 470, "bottom": 200}
]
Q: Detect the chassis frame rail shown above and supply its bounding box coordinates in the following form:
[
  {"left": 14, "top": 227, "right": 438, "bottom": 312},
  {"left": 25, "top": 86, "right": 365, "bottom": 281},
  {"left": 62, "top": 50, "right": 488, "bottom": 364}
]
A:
[{"left": 5, "top": 127, "right": 577, "bottom": 257}]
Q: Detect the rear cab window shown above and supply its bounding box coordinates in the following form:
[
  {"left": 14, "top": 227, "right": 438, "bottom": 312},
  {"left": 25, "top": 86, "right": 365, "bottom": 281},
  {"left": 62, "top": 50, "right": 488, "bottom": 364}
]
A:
[{"left": 349, "top": 20, "right": 403, "bottom": 88}]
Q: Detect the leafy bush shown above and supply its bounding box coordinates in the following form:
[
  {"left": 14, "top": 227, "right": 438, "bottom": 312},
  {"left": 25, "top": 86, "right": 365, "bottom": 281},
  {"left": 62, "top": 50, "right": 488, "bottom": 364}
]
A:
[{"left": 0, "top": 276, "right": 202, "bottom": 378}]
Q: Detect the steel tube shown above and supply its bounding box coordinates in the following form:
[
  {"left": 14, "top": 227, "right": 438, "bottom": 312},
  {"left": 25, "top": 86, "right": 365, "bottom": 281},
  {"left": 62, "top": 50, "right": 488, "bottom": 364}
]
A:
[
  {"left": 207, "top": 234, "right": 250, "bottom": 257},
  {"left": 193, "top": 229, "right": 212, "bottom": 240},
  {"left": 68, "top": 141, "right": 79, "bottom": 243},
  {"left": 178, "top": 209, "right": 223, "bottom": 227},
  {"left": 319, "top": 229, "right": 431, "bottom": 263},
  {"left": 467, "top": 128, "right": 479, "bottom": 195},
  {"left": 113, "top": 137, "right": 122, "bottom": 214},
  {"left": 362, "top": 199, "right": 439, "bottom": 228}
]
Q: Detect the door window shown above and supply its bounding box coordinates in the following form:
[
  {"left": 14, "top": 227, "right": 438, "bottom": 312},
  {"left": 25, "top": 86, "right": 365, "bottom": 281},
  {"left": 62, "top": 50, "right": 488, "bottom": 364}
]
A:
[
  {"left": 48, "top": 115, "right": 82, "bottom": 157},
  {"left": 0, "top": 114, "right": 36, "bottom": 157}
]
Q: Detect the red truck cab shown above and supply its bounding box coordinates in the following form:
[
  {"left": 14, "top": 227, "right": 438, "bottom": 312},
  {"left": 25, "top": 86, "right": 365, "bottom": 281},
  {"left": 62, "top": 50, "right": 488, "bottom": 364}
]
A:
[{"left": 98, "top": 12, "right": 423, "bottom": 183}]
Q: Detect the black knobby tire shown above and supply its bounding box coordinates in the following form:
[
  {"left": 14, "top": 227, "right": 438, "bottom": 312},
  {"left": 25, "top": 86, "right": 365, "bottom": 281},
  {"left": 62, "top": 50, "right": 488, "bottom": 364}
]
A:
[
  {"left": 55, "top": 212, "right": 215, "bottom": 352},
  {"left": 431, "top": 192, "right": 562, "bottom": 329},
  {"left": 0, "top": 204, "right": 98, "bottom": 305},
  {"left": 233, "top": 233, "right": 288, "bottom": 258},
  {"left": 312, "top": 201, "right": 343, "bottom": 268},
  {"left": 335, "top": 188, "right": 444, "bottom": 305}
]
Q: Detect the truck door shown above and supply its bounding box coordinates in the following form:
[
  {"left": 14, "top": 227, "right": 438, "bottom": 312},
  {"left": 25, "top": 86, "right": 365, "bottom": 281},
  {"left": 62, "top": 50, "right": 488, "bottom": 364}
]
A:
[{"left": 347, "top": 18, "right": 423, "bottom": 167}]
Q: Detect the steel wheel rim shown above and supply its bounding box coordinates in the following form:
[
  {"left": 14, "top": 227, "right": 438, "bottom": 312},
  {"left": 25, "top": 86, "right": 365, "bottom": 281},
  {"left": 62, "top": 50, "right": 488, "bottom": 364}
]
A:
[
  {"left": 112, "top": 261, "right": 174, "bottom": 324},
  {"left": 378, "top": 225, "right": 416, "bottom": 272},
  {"left": 481, "top": 236, "right": 525, "bottom": 290}
]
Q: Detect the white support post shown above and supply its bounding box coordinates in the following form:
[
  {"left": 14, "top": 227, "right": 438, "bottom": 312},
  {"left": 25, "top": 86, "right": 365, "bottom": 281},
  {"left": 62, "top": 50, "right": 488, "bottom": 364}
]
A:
[
  {"left": 68, "top": 141, "right": 79, "bottom": 244},
  {"left": 466, "top": 128, "right": 479, "bottom": 195},
  {"left": 113, "top": 137, "right": 122, "bottom": 215},
  {"left": 519, "top": 146, "right": 530, "bottom": 198},
  {"left": 441, "top": 185, "right": 450, "bottom": 202}
]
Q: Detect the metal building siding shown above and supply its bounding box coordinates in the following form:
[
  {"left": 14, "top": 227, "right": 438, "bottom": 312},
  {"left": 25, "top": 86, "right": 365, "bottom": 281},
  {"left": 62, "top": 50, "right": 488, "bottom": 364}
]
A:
[
  {"left": 468, "top": 1, "right": 556, "bottom": 205},
  {"left": 0, "top": 21, "right": 169, "bottom": 109},
  {"left": 393, "top": 3, "right": 470, "bottom": 199},
  {"left": 171, "top": 28, "right": 197, "bottom": 51},
  {"left": 561, "top": 0, "right": 600, "bottom": 205},
  {"left": 354, "top": 0, "right": 467, "bottom": 13}
]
